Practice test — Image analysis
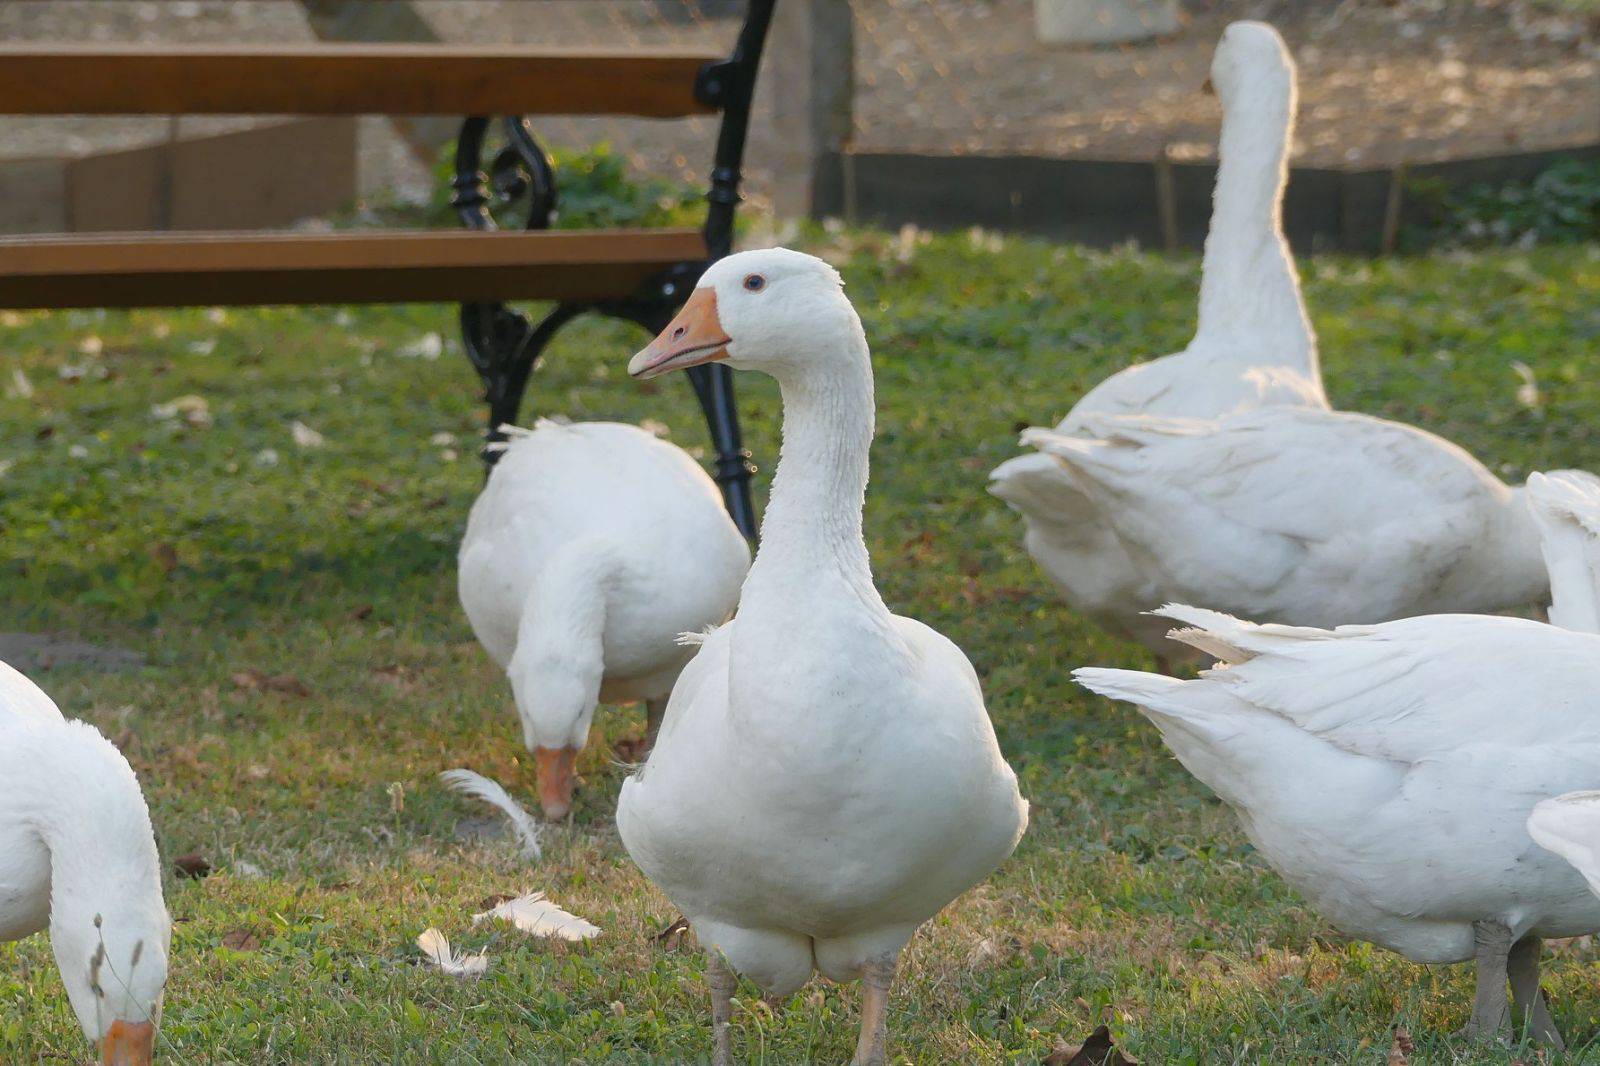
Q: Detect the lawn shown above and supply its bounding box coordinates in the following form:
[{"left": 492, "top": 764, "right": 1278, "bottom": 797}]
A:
[{"left": 1, "top": 225, "right": 1598, "bottom": 1064}]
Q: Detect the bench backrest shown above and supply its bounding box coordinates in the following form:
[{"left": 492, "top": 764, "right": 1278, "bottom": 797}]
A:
[{"left": 0, "top": 44, "right": 719, "bottom": 118}]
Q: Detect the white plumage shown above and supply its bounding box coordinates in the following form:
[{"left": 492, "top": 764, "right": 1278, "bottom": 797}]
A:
[
  {"left": 1024, "top": 407, "right": 1550, "bottom": 633},
  {"left": 991, "top": 21, "right": 1325, "bottom": 654},
  {"left": 0, "top": 660, "right": 168, "bottom": 1064},
  {"left": 458, "top": 418, "right": 749, "bottom": 819},
  {"left": 616, "top": 248, "right": 1028, "bottom": 1066},
  {"left": 1073, "top": 470, "right": 1600, "bottom": 1046},
  {"left": 439, "top": 768, "right": 543, "bottom": 860}
]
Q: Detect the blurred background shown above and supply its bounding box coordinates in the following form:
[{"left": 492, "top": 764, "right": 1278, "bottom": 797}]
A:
[{"left": 0, "top": 0, "right": 1594, "bottom": 252}]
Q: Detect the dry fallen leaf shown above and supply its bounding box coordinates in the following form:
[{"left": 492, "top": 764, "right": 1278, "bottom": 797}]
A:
[
  {"left": 151, "top": 394, "right": 212, "bottom": 428},
  {"left": 1045, "top": 1025, "right": 1139, "bottom": 1066},
  {"left": 290, "top": 420, "right": 326, "bottom": 448},
  {"left": 655, "top": 915, "right": 691, "bottom": 952},
  {"left": 611, "top": 736, "right": 650, "bottom": 764},
  {"left": 473, "top": 892, "right": 600, "bottom": 941},
  {"left": 150, "top": 542, "right": 179, "bottom": 573},
  {"left": 220, "top": 929, "right": 260, "bottom": 952},
  {"left": 1388, "top": 1025, "right": 1414, "bottom": 1065},
  {"left": 372, "top": 664, "right": 416, "bottom": 691},
  {"left": 416, "top": 928, "right": 487, "bottom": 979},
  {"left": 232, "top": 670, "right": 311, "bottom": 698},
  {"left": 173, "top": 853, "right": 212, "bottom": 880},
  {"left": 1512, "top": 361, "right": 1543, "bottom": 415},
  {"left": 397, "top": 332, "right": 444, "bottom": 360}
]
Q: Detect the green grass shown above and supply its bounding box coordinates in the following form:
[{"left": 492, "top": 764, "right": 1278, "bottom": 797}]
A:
[{"left": 1, "top": 226, "right": 1598, "bottom": 1064}]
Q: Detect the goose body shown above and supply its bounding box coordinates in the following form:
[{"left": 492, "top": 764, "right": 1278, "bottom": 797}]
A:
[
  {"left": 1075, "top": 470, "right": 1600, "bottom": 1045},
  {"left": 458, "top": 419, "right": 749, "bottom": 818},
  {"left": 1026, "top": 406, "right": 1548, "bottom": 631},
  {"left": 616, "top": 248, "right": 1027, "bottom": 1064},
  {"left": 991, "top": 22, "right": 1324, "bottom": 652},
  {"left": 0, "top": 660, "right": 168, "bottom": 1064}
]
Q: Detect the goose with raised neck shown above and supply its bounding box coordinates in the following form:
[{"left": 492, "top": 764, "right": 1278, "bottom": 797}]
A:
[
  {"left": 458, "top": 419, "right": 749, "bottom": 819},
  {"left": 0, "top": 661, "right": 169, "bottom": 1065},
  {"left": 617, "top": 248, "right": 1027, "bottom": 1066},
  {"left": 991, "top": 20, "right": 1326, "bottom": 659},
  {"left": 1192, "top": 20, "right": 1317, "bottom": 383}
]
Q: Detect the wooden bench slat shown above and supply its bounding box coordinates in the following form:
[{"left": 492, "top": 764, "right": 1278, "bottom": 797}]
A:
[
  {"left": 0, "top": 229, "right": 709, "bottom": 308},
  {"left": 0, "top": 45, "right": 719, "bottom": 117}
]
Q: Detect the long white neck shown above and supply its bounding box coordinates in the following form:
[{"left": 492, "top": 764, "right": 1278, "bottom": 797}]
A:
[
  {"left": 4, "top": 724, "right": 164, "bottom": 936},
  {"left": 1192, "top": 81, "right": 1317, "bottom": 382},
  {"left": 737, "top": 323, "right": 889, "bottom": 626}
]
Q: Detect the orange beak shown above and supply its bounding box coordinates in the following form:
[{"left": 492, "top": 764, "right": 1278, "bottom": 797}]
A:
[
  {"left": 534, "top": 746, "right": 580, "bottom": 820},
  {"left": 629, "top": 288, "right": 731, "bottom": 379},
  {"left": 101, "top": 1019, "right": 155, "bottom": 1065}
]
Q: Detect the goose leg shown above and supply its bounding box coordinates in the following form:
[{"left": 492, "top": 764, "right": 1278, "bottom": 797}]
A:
[
  {"left": 644, "top": 697, "right": 668, "bottom": 751},
  {"left": 1458, "top": 920, "right": 1512, "bottom": 1043},
  {"left": 851, "top": 953, "right": 899, "bottom": 1066},
  {"left": 1508, "top": 934, "right": 1564, "bottom": 1049},
  {"left": 708, "top": 950, "right": 737, "bottom": 1066}
]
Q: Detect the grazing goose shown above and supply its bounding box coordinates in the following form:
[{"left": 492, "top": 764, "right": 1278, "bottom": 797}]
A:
[
  {"left": 1, "top": 660, "right": 169, "bottom": 1065},
  {"left": 459, "top": 420, "right": 750, "bottom": 819},
  {"left": 616, "top": 248, "right": 1028, "bottom": 1066},
  {"left": 991, "top": 21, "right": 1324, "bottom": 655},
  {"left": 1074, "top": 471, "right": 1600, "bottom": 1046}
]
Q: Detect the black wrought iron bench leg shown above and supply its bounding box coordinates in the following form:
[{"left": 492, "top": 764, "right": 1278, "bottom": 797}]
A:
[
  {"left": 686, "top": 362, "right": 757, "bottom": 538},
  {"left": 463, "top": 300, "right": 582, "bottom": 461}
]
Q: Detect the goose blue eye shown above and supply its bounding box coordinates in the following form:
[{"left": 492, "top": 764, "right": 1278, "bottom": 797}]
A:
[{"left": 743, "top": 274, "right": 766, "bottom": 292}]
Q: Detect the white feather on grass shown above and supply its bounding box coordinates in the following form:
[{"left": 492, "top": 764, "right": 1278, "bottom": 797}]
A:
[
  {"left": 439, "top": 768, "right": 543, "bottom": 860},
  {"left": 416, "top": 928, "right": 488, "bottom": 978},
  {"left": 473, "top": 892, "right": 602, "bottom": 941}
]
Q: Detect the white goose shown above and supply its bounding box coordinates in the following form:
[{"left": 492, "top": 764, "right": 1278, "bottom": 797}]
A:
[
  {"left": 1, "top": 660, "right": 169, "bottom": 1065},
  {"left": 1075, "top": 468, "right": 1600, "bottom": 1047},
  {"left": 616, "top": 248, "right": 1028, "bottom": 1066},
  {"left": 991, "top": 21, "right": 1325, "bottom": 655},
  {"left": 1025, "top": 406, "right": 1550, "bottom": 634},
  {"left": 458, "top": 419, "right": 749, "bottom": 819}
]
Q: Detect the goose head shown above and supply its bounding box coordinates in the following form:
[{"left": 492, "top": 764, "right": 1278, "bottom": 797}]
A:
[
  {"left": 508, "top": 663, "right": 596, "bottom": 821},
  {"left": 33, "top": 724, "right": 170, "bottom": 1064},
  {"left": 629, "top": 248, "right": 859, "bottom": 383},
  {"left": 51, "top": 893, "right": 169, "bottom": 1065},
  {"left": 1207, "top": 21, "right": 1295, "bottom": 110}
]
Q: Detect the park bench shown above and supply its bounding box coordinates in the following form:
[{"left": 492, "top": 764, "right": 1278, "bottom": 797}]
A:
[{"left": 0, "top": 3, "right": 778, "bottom": 537}]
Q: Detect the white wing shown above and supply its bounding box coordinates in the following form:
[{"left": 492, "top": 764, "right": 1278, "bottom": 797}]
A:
[
  {"left": 1527, "top": 470, "right": 1600, "bottom": 634},
  {"left": 1027, "top": 407, "right": 1523, "bottom": 621},
  {"left": 1528, "top": 791, "right": 1600, "bottom": 898},
  {"left": 1150, "top": 604, "right": 1600, "bottom": 764}
]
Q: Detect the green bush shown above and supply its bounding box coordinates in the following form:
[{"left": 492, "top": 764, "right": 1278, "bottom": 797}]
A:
[
  {"left": 415, "top": 140, "right": 702, "bottom": 231},
  {"left": 1405, "top": 157, "right": 1600, "bottom": 249}
]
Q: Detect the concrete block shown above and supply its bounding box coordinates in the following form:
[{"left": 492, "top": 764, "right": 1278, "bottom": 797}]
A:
[
  {"left": 1035, "top": 0, "right": 1180, "bottom": 45},
  {"left": 0, "top": 158, "right": 69, "bottom": 233}
]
